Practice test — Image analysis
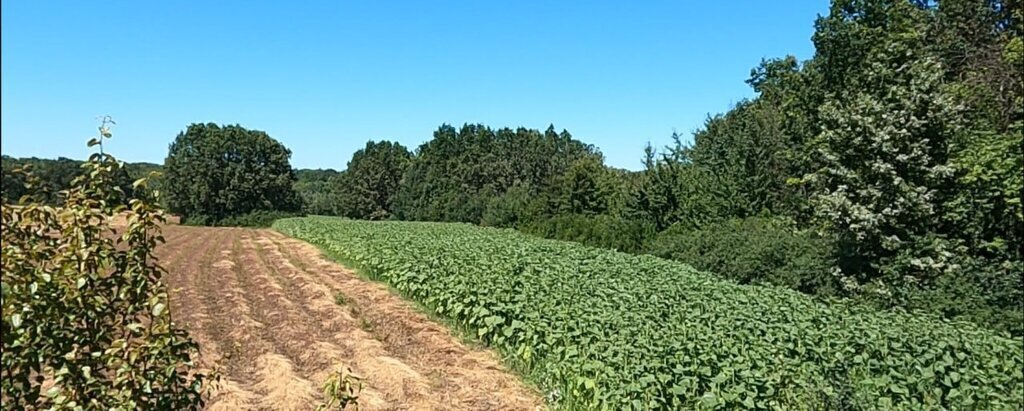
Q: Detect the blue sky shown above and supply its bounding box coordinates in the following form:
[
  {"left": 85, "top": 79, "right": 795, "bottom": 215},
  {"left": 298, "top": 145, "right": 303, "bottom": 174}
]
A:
[{"left": 1, "top": 1, "right": 828, "bottom": 171}]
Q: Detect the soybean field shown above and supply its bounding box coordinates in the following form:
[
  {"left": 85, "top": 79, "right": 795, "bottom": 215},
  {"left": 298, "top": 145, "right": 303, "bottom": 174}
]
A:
[{"left": 275, "top": 216, "right": 1024, "bottom": 410}]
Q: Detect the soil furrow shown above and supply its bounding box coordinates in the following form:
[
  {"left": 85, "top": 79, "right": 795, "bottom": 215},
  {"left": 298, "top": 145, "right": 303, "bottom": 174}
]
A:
[
  {"left": 159, "top": 225, "right": 544, "bottom": 411},
  {"left": 248, "top": 233, "right": 436, "bottom": 410},
  {"left": 158, "top": 226, "right": 262, "bottom": 409},
  {"left": 263, "top": 231, "right": 542, "bottom": 410},
  {"left": 203, "top": 230, "right": 287, "bottom": 410}
]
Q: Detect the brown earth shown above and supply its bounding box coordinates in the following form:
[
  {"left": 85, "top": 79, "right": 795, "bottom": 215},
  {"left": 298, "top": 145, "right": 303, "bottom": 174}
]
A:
[{"left": 157, "top": 224, "right": 544, "bottom": 411}]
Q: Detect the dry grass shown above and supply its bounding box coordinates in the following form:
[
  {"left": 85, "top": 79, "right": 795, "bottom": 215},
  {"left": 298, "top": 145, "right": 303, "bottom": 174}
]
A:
[
  {"left": 157, "top": 225, "right": 544, "bottom": 410},
  {"left": 253, "top": 353, "right": 318, "bottom": 410}
]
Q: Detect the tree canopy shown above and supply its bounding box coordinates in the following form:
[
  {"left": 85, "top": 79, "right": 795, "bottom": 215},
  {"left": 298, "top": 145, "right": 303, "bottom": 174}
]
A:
[
  {"left": 332, "top": 141, "right": 412, "bottom": 220},
  {"left": 392, "top": 123, "right": 603, "bottom": 223},
  {"left": 632, "top": 0, "right": 1023, "bottom": 334},
  {"left": 1, "top": 155, "right": 158, "bottom": 206},
  {"left": 163, "top": 123, "right": 300, "bottom": 224},
  {"left": 295, "top": 168, "right": 343, "bottom": 216}
]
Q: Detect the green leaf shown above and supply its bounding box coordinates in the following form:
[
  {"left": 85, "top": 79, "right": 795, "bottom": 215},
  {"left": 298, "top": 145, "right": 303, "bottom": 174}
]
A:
[
  {"left": 152, "top": 302, "right": 165, "bottom": 317},
  {"left": 711, "top": 372, "right": 729, "bottom": 384},
  {"left": 701, "top": 392, "right": 719, "bottom": 408}
]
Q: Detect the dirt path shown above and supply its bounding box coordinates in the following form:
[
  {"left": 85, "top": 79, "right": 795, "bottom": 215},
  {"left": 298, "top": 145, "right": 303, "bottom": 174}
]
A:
[{"left": 158, "top": 225, "right": 543, "bottom": 411}]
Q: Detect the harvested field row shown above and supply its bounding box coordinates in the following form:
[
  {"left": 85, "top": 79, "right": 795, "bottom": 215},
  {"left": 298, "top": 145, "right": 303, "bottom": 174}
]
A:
[{"left": 158, "top": 224, "right": 542, "bottom": 410}]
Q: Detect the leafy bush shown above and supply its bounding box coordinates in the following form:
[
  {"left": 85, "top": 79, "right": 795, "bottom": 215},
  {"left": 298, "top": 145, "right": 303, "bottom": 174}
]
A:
[
  {"left": 216, "top": 209, "right": 304, "bottom": 227},
  {"left": 316, "top": 367, "right": 362, "bottom": 410},
  {"left": 878, "top": 252, "right": 1024, "bottom": 338},
  {"left": 277, "top": 217, "right": 1024, "bottom": 410},
  {"left": 480, "top": 183, "right": 546, "bottom": 228},
  {"left": 649, "top": 217, "right": 839, "bottom": 295},
  {"left": 1, "top": 121, "right": 209, "bottom": 408},
  {"left": 182, "top": 210, "right": 303, "bottom": 227},
  {"left": 521, "top": 214, "right": 655, "bottom": 254}
]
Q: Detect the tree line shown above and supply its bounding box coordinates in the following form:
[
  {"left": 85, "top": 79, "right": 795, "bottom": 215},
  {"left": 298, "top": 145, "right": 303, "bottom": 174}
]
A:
[
  {"left": 288, "top": 0, "right": 1023, "bottom": 335},
  {"left": 2, "top": 0, "right": 1020, "bottom": 335},
  {"left": 1, "top": 155, "right": 162, "bottom": 204}
]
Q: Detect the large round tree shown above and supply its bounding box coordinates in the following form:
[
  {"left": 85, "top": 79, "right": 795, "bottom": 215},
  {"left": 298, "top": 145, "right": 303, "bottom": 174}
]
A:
[{"left": 164, "top": 123, "right": 300, "bottom": 223}]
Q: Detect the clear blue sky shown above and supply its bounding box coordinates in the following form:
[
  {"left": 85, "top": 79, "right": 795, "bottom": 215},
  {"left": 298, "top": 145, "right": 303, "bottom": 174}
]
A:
[{"left": 2, "top": 1, "right": 828, "bottom": 171}]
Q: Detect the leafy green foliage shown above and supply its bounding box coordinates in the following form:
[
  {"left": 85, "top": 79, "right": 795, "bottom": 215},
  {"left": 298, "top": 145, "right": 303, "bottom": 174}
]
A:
[
  {"left": 896, "top": 254, "right": 1024, "bottom": 337},
  {"left": 521, "top": 214, "right": 654, "bottom": 254},
  {"left": 276, "top": 217, "right": 1024, "bottom": 410},
  {"left": 393, "top": 124, "right": 601, "bottom": 223},
  {"left": 184, "top": 209, "right": 303, "bottom": 227},
  {"left": 316, "top": 367, "right": 361, "bottom": 410},
  {"left": 947, "top": 130, "right": 1023, "bottom": 257},
  {"left": 1, "top": 155, "right": 159, "bottom": 206},
  {"left": 624, "top": 0, "right": 1022, "bottom": 335},
  {"left": 332, "top": 140, "right": 412, "bottom": 220},
  {"left": 688, "top": 97, "right": 806, "bottom": 219},
  {"left": 1, "top": 121, "right": 209, "bottom": 409},
  {"left": 547, "top": 156, "right": 613, "bottom": 216},
  {"left": 479, "top": 183, "right": 548, "bottom": 228},
  {"left": 632, "top": 138, "right": 739, "bottom": 232},
  {"left": 1, "top": 156, "right": 82, "bottom": 204},
  {"left": 294, "top": 168, "right": 343, "bottom": 216},
  {"left": 163, "top": 123, "right": 301, "bottom": 224},
  {"left": 649, "top": 217, "right": 839, "bottom": 295},
  {"left": 808, "top": 0, "right": 959, "bottom": 295}
]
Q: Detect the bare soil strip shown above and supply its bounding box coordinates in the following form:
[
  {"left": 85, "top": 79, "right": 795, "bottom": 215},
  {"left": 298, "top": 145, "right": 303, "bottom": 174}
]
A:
[{"left": 158, "top": 225, "right": 543, "bottom": 411}]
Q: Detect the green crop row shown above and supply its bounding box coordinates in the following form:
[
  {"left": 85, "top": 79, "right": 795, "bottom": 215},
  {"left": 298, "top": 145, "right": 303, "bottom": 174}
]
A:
[{"left": 274, "top": 217, "right": 1024, "bottom": 410}]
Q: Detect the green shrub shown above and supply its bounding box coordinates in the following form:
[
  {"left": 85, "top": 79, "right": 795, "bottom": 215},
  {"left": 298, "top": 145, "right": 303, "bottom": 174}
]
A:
[
  {"left": 649, "top": 217, "right": 839, "bottom": 295},
  {"left": 883, "top": 254, "right": 1024, "bottom": 337},
  {"left": 180, "top": 214, "right": 214, "bottom": 226},
  {"left": 521, "top": 214, "right": 655, "bottom": 253},
  {"left": 182, "top": 210, "right": 303, "bottom": 227},
  {"left": 216, "top": 210, "right": 304, "bottom": 227},
  {"left": 1, "top": 121, "right": 209, "bottom": 408},
  {"left": 480, "top": 184, "right": 546, "bottom": 228}
]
